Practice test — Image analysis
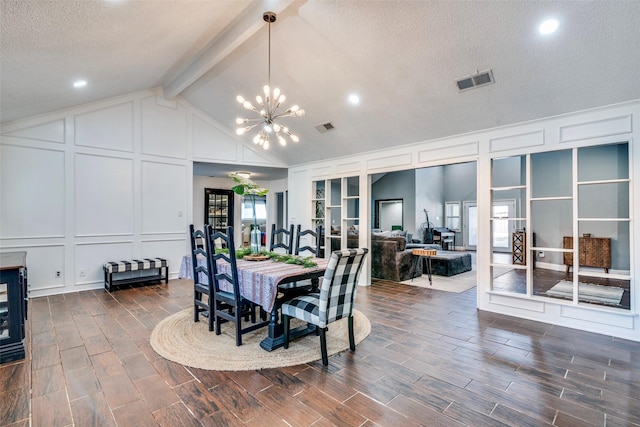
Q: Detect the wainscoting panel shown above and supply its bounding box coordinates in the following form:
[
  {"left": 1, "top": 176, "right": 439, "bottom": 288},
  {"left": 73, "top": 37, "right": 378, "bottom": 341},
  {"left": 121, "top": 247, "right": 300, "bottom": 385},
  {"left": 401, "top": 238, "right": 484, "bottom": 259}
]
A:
[
  {"left": 2, "top": 244, "right": 66, "bottom": 295},
  {"left": 336, "top": 161, "right": 361, "bottom": 176},
  {"left": 1, "top": 119, "right": 65, "bottom": 143},
  {"left": 417, "top": 141, "right": 478, "bottom": 164},
  {"left": 74, "top": 241, "right": 134, "bottom": 286},
  {"left": 75, "top": 102, "right": 134, "bottom": 152},
  {"left": 559, "top": 115, "right": 632, "bottom": 143},
  {"left": 559, "top": 305, "right": 635, "bottom": 329},
  {"left": 141, "top": 96, "right": 188, "bottom": 159},
  {"left": 489, "top": 131, "right": 544, "bottom": 153},
  {"left": 0, "top": 144, "right": 65, "bottom": 238},
  {"left": 75, "top": 153, "right": 134, "bottom": 237},
  {"left": 367, "top": 153, "right": 412, "bottom": 171},
  {"left": 192, "top": 114, "right": 237, "bottom": 161},
  {"left": 488, "top": 293, "right": 546, "bottom": 312},
  {"left": 140, "top": 237, "right": 187, "bottom": 275},
  {"left": 141, "top": 161, "right": 188, "bottom": 234}
]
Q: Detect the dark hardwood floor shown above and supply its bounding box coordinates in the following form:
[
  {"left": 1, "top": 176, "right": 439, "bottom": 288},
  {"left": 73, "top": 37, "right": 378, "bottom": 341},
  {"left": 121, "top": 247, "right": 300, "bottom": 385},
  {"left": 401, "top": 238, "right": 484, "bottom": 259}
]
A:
[{"left": 2, "top": 277, "right": 640, "bottom": 426}]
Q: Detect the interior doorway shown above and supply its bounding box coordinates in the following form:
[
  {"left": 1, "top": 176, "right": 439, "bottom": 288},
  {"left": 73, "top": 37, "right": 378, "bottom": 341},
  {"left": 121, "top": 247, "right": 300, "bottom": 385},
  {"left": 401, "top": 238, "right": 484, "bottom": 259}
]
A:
[{"left": 374, "top": 199, "right": 403, "bottom": 230}]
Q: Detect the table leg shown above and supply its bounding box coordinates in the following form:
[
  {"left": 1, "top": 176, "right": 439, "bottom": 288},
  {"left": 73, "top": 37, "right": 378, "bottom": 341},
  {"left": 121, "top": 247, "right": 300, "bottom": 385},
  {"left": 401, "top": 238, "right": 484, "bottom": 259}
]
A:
[{"left": 426, "top": 256, "right": 432, "bottom": 284}]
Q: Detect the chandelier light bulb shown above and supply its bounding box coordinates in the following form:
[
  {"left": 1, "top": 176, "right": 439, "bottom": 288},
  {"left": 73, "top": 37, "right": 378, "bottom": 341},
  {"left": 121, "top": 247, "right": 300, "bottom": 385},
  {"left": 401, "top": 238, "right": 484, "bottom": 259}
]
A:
[
  {"left": 278, "top": 135, "right": 286, "bottom": 146},
  {"left": 295, "top": 109, "right": 305, "bottom": 117},
  {"left": 235, "top": 118, "right": 246, "bottom": 125},
  {"left": 263, "top": 85, "right": 270, "bottom": 96},
  {"left": 273, "top": 123, "right": 281, "bottom": 132},
  {"left": 290, "top": 105, "right": 299, "bottom": 112},
  {"left": 253, "top": 133, "right": 261, "bottom": 144},
  {"left": 263, "top": 140, "right": 270, "bottom": 150},
  {"left": 273, "top": 88, "right": 280, "bottom": 99},
  {"left": 236, "top": 128, "right": 246, "bottom": 135},
  {"left": 243, "top": 101, "right": 252, "bottom": 109},
  {"left": 236, "top": 95, "right": 245, "bottom": 103},
  {"left": 256, "top": 95, "right": 263, "bottom": 105},
  {"left": 291, "top": 134, "right": 299, "bottom": 143}
]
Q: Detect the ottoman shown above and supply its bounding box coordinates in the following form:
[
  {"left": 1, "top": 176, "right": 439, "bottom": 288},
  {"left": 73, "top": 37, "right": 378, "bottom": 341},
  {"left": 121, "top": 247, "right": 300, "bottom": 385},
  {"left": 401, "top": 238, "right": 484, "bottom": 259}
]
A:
[{"left": 430, "top": 252, "right": 472, "bottom": 276}]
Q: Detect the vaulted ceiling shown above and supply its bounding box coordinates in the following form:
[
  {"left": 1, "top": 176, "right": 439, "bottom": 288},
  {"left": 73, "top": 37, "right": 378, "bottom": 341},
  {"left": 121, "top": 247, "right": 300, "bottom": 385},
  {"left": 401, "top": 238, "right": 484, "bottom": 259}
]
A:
[{"left": 2, "top": 0, "right": 639, "bottom": 168}]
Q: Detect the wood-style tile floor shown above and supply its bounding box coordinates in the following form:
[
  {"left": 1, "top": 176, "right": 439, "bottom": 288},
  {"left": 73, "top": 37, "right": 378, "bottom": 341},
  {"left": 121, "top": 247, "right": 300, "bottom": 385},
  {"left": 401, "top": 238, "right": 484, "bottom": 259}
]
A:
[{"left": 2, "top": 277, "right": 640, "bottom": 426}]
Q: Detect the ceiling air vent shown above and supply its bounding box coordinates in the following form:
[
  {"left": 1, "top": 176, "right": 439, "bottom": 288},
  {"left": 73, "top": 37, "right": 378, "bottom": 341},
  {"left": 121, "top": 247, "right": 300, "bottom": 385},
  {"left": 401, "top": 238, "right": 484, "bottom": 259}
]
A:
[
  {"left": 456, "top": 69, "right": 495, "bottom": 92},
  {"left": 314, "top": 122, "right": 335, "bottom": 134}
]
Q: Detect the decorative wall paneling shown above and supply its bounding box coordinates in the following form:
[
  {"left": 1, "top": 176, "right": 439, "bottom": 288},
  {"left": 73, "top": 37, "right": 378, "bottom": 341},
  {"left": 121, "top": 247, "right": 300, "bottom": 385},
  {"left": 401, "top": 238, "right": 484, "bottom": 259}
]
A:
[
  {"left": 489, "top": 130, "right": 544, "bottom": 153},
  {"left": 0, "top": 89, "right": 278, "bottom": 297},
  {"left": 2, "top": 119, "right": 65, "bottom": 143},
  {"left": 0, "top": 144, "right": 66, "bottom": 239},
  {"left": 417, "top": 140, "right": 479, "bottom": 164},
  {"left": 288, "top": 99, "right": 640, "bottom": 342},
  {"left": 559, "top": 114, "right": 632, "bottom": 143},
  {"left": 74, "top": 102, "right": 134, "bottom": 151},
  {"left": 366, "top": 153, "right": 413, "bottom": 172}
]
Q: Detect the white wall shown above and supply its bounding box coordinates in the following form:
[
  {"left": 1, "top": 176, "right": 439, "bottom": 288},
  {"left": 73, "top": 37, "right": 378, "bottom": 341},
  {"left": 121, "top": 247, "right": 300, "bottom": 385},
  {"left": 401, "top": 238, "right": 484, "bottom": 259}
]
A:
[
  {"left": 288, "top": 100, "right": 640, "bottom": 342},
  {"left": 0, "top": 88, "right": 286, "bottom": 297}
]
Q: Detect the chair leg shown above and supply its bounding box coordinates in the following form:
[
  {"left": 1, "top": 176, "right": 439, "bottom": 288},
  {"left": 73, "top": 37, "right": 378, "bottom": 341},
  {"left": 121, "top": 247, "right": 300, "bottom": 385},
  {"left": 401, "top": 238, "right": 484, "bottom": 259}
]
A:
[
  {"left": 319, "top": 327, "right": 328, "bottom": 366},
  {"left": 235, "top": 306, "right": 243, "bottom": 346},
  {"left": 283, "top": 315, "right": 290, "bottom": 349},
  {"left": 208, "top": 305, "right": 214, "bottom": 332},
  {"left": 214, "top": 302, "right": 222, "bottom": 336},
  {"left": 348, "top": 315, "right": 355, "bottom": 351}
]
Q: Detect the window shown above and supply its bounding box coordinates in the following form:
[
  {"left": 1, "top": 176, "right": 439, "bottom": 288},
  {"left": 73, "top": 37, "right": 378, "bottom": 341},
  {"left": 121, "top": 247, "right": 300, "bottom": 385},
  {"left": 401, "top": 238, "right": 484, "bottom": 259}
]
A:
[
  {"left": 445, "top": 201, "right": 461, "bottom": 231},
  {"left": 241, "top": 195, "right": 267, "bottom": 220}
]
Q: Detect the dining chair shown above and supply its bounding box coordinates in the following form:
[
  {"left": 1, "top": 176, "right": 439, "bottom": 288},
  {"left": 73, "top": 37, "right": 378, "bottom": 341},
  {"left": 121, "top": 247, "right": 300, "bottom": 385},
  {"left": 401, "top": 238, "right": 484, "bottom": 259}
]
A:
[
  {"left": 294, "top": 224, "right": 323, "bottom": 257},
  {"left": 189, "top": 224, "right": 214, "bottom": 331},
  {"left": 281, "top": 248, "right": 369, "bottom": 366},
  {"left": 269, "top": 224, "right": 294, "bottom": 254},
  {"left": 277, "top": 224, "right": 324, "bottom": 295},
  {"left": 206, "top": 225, "right": 269, "bottom": 346}
]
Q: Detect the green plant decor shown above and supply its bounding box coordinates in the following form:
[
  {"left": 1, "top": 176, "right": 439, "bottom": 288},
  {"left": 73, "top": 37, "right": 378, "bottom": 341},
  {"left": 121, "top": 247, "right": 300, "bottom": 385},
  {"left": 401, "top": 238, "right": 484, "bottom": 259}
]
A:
[{"left": 215, "top": 248, "right": 317, "bottom": 268}]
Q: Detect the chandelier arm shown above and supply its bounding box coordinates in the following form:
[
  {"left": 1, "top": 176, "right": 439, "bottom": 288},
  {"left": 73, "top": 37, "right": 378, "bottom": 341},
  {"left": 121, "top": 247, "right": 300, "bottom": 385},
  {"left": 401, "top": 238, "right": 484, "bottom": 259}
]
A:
[{"left": 271, "top": 111, "right": 296, "bottom": 120}]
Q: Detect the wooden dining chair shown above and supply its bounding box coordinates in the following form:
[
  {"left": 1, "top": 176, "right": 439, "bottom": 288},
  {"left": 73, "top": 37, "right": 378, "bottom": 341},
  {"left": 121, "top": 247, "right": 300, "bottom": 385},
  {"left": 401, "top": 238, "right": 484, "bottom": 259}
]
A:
[
  {"left": 281, "top": 248, "right": 369, "bottom": 365},
  {"left": 294, "top": 224, "right": 323, "bottom": 257},
  {"left": 206, "top": 225, "right": 269, "bottom": 346},
  {"left": 269, "top": 224, "right": 294, "bottom": 254},
  {"left": 189, "top": 224, "right": 214, "bottom": 331}
]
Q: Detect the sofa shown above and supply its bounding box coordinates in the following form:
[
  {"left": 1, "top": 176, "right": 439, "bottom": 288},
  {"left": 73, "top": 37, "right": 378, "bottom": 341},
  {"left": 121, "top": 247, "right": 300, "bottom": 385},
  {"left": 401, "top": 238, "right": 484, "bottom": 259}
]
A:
[{"left": 370, "top": 233, "right": 426, "bottom": 282}]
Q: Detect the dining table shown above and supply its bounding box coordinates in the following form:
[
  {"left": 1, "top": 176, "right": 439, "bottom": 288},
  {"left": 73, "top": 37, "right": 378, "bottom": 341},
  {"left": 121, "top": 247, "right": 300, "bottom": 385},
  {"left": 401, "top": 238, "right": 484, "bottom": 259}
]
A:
[{"left": 179, "top": 254, "right": 329, "bottom": 351}]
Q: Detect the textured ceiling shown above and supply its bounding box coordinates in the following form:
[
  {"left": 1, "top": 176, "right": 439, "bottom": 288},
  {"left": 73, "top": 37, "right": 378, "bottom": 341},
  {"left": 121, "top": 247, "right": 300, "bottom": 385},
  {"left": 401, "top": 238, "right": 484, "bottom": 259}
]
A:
[{"left": 2, "top": 0, "right": 640, "bottom": 170}]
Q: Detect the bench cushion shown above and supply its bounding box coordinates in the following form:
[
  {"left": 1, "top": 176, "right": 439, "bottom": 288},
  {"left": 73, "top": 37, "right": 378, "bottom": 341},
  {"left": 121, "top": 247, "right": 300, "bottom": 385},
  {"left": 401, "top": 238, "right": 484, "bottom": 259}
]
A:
[{"left": 103, "top": 258, "right": 168, "bottom": 274}]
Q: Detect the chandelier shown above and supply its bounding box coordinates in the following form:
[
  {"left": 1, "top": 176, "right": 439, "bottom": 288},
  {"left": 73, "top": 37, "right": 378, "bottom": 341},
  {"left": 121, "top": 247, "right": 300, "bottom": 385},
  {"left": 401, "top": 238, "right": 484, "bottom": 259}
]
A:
[{"left": 235, "top": 11, "right": 305, "bottom": 150}]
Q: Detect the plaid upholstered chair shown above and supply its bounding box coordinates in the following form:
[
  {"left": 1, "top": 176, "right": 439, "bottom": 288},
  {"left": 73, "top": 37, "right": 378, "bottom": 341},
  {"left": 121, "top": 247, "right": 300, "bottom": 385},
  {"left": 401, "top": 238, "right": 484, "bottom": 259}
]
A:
[
  {"left": 206, "top": 225, "right": 269, "bottom": 346},
  {"left": 189, "top": 224, "right": 215, "bottom": 331},
  {"left": 281, "top": 248, "right": 369, "bottom": 365}
]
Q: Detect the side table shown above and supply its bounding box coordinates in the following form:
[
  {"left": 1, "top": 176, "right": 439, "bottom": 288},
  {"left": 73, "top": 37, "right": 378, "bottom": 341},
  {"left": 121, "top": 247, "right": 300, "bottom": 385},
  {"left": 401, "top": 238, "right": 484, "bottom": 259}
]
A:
[{"left": 411, "top": 248, "right": 437, "bottom": 284}]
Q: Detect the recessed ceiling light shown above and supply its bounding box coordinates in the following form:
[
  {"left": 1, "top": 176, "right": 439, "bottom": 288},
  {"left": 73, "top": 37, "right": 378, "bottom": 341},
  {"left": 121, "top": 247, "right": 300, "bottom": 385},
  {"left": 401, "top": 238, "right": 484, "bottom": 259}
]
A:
[
  {"left": 73, "top": 80, "right": 87, "bottom": 88},
  {"left": 348, "top": 94, "right": 360, "bottom": 105},
  {"left": 539, "top": 18, "right": 559, "bottom": 35}
]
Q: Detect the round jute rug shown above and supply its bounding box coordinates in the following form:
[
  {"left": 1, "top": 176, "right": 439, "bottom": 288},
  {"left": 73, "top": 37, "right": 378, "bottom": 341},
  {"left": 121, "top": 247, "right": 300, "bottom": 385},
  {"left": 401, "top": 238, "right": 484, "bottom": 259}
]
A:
[{"left": 150, "top": 308, "right": 371, "bottom": 371}]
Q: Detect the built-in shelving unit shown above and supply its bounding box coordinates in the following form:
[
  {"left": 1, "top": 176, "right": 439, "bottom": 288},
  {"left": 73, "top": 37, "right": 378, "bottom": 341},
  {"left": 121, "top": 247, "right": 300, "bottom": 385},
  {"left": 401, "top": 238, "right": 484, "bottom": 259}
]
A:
[{"left": 312, "top": 176, "right": 360, "bottom": 255}]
